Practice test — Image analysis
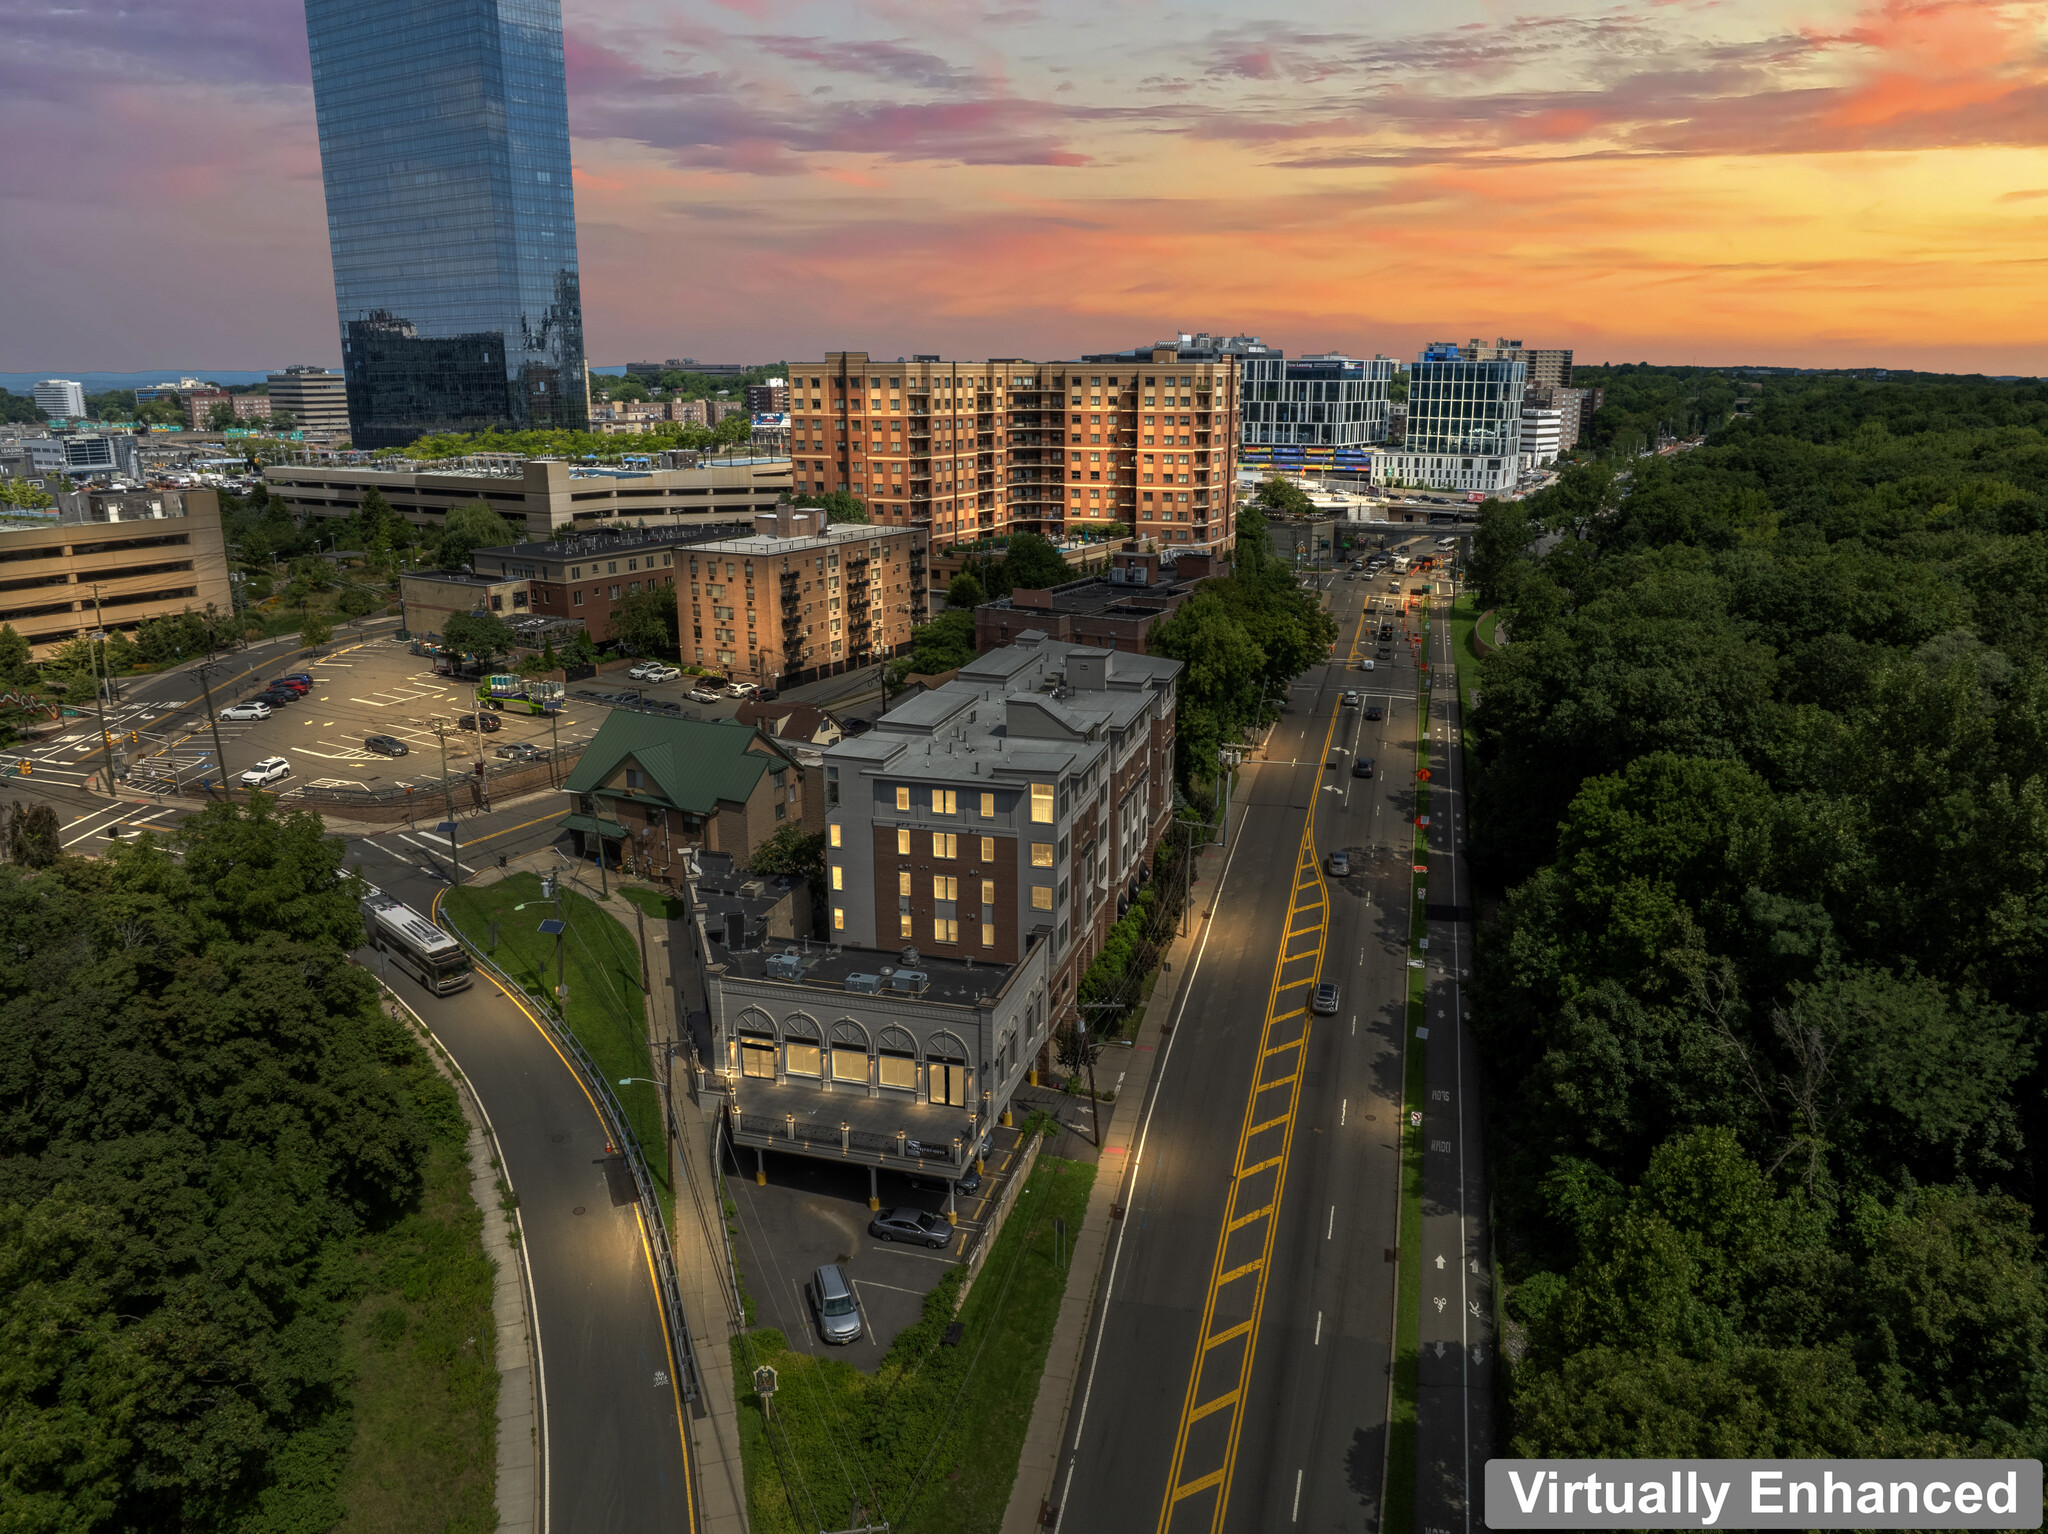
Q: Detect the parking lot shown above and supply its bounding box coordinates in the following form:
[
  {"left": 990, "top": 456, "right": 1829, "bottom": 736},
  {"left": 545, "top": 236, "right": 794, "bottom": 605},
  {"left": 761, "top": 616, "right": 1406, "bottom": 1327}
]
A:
[
  {"left": 724, "top": 1123, "right": 1028, "bottom": 1369},
  {"left": 147, "top": 637, "right": 607, "bottom": 794}
]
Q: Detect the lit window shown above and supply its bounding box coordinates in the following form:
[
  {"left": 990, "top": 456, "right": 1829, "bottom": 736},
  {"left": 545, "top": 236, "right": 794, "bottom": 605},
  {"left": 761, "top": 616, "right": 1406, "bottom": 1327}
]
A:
[
  {"left": 932, "top": 874, "right": 958, "bottom": 900},
  {"left": 932, "top": 917, "right": 959, "bottom": 943},
  {"left": 980, "top": 836, "right": 995, "bottom": 861},
  {"left": 932, "top": 832, "right": 958, "bottom": 858},
  {"left": 899, "top": 912, "right": 914, "bottom": 937},
  {"left": 898, "top": 869, "right": 912, "bottom": 897},
  {"left": 832, "top": 907, "right": 845, "bottom": 931},
  {"left": 981, "top": 922, "right": 996, "bottom": 947},
  {"left": 1032, "top": 842, "right": 1054, "bottom": 868},
  {"left": 1031, "top": 885, "right": 1053, "bottom": 911},
  {"left": 1031, "top": 782, "right": 1055, "bottom": 823},
  {"left": 896, "top": 827, "right": 911, "bottom": 855},
  {"left": 831, "top": 866, "right": 843, "bottom": 891},
  {"left": 980, "top": 791, "right": 995, "bottom": 817},
  {"left": 931, "top": 788, "right": 957, "bottom": 814},
  {"left": 980, "top": 879, "right": 995, "bottom": 905},
  {"left": 828, "top": 823, "right": 842, "bottom": 848},
  {"left": 895, "top": 785, "right": 911, "bottom": 810}
]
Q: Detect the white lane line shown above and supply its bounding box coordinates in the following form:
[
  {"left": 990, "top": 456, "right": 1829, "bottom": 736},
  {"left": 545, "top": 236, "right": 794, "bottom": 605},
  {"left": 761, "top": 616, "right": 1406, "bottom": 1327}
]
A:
[
  {"left": 1326, "top": 1205, "right": 1335, "bottom": 1240},
  {"left": 1292, "top": 1467, "right": 1304, "bottom": 1522},
  {"left": 1315, "top": 1311, "right": 1322, "bottom": 1346}
]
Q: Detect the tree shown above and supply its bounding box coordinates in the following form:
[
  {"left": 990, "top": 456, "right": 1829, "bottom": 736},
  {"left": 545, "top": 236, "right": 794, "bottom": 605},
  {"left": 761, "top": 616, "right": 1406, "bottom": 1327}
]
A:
[
  {"left": 0, "top": 625, "right": 33, "bottom": 687},
  {"left": 1001, "top": 531, "right": 1069, "bottom": 591},
  {"left": 608, "top": 376, "right": 650, "bottom": 402},
  {"left": 1387, "top": 372, "right": 1409, "bottom": 403},
  {"left": 795, "top": 489, "right": 868, "bottom": 524},
  {"left": 0, "top": 477, "right": 53, "bottom": 510},
  {"left": 337, "top": 584, "right": 382, "bottom": 619},
  {"left": 357, "top": 485, "right": 401, "bottom": 556},
  {"left": 299, "top": 615, "right": 333, "bottom": 648},
  {"left": 436, "top": 499, "right": 522, "bottom": 568},
  {"left": 713, "top": 411, "right": 754, "bottom": 447},
  {"left": 609, "top": 580, "right": 680, "bottom": 658},
  {"left": 946, "top": 572, "right": 985, "bottom": 609},
  {"left": 1252, "top": 476, "right": 1315, "bottom": 517},
  {"left": 205, "top": 401, "right": 237, "bottom": 431},
  {"left": 266, "top": 408, "right": 295, "bottom": 433},
  {"left": 1148, "top": 590, "right": 1267, "bottom": 783},
  {"left": 440, "top": 610, "right": 516, "bottom": 667},
  {"left": 888, "top": 609, "right": 977, "bottom": 681},
  {"left": 748, "top": 821, "right": 825, "bottom": 890},
  {"left": 5, "top": 799, "right": 59, "bottom": 866}
]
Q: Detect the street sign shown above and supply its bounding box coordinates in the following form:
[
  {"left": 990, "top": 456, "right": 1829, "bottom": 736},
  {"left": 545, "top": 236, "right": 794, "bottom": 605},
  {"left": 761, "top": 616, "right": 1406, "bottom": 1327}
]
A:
[
  {"left": 538, "top": 919, "right": 567, "bottom": 935},
  {"left": 436, "top": 820, "right": 460, "bottom": 835}
]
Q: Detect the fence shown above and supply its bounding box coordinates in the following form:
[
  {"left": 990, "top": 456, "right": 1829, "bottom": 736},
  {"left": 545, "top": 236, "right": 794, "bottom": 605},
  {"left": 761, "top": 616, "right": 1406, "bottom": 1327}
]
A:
[{"left": 448, "top": 934, "right": 708, "bottom": 1516}]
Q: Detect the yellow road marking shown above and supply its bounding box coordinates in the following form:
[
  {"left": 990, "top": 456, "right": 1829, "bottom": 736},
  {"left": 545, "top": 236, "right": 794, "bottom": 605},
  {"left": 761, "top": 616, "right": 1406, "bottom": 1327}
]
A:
[
  {"left": 1224, "top": 1207, "right": 1271, "bottom": 1234},
  {"left": 1155, "top": 603, "right": 1367, "bottom": 1534},
  {"left": 460, "top": 808, "right": 569, "bottom": 848},
  {"left": 1204, "top": 1318, "right": 1255, "bottom": 1348}
]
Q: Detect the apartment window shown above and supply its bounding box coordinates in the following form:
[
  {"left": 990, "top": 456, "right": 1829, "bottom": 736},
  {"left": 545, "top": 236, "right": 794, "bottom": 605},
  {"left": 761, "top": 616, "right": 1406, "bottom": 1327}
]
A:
[
  {"left": 981, "top": 922, "right": 996, "bottom": 947},
  {"left": 980, "top": 879, "right": 996, "bottom": 905},
  {"left": 785, "top": 1040, "right": 822, "bottom": 1078},
  {"left": 931, "top": 788, "right": 957, "bottom": 814},
  {"left": 878, "top": 1052, "right": 916, "bottom": 1091},
  {"left": 609, "top": 585, "right": 621, "bottom": 600},
  {"left": 932, "top": 832, "right": 958, "bottom": 858},
  {"left": 896, "top": 827, "right": 911, "bottom": 855},
  {"left": 895, "top": 785, "right": 911, "bottom": 810},
  {"left": 832, "top": 1046, "right": 867, "bottom": 1084},
  {"left": 899, "top": 912, "right": 914, "bottom": 938},
  {"left": 831, "top": 865, "right": 843, "bottom": 891},
  {"left": 980, "top": 791, "right": 995, "bottom": 817},
  {"left": 741, "top": 1039, "right": 776, "bottom": 1078},
  {"left": 980, "top": 836, "right": 995, "bottom": 861},
  {"left": 832, "top": 907, "right": 845, "bottom": 931},
  {"left": 1031, "top": 885, "right": 1054, "bottom": 911},
  {"left": 1031, "top": 842, "right": 1054, "bottom": 868},
  {"left": 932, "top": 874, "right": 958, "bottom": 900},
  {"left": 898, "top": 869, "right": 912, "bottom": 897},
  {"left": 932, "top": 916, "right": 959, "bottom": 943},
  {"left": 573, "top": 590, "right": 583, "bottom": 605},
  {"left": 624, "top": 769, "right": 643, "bottom": 788},
  {"left": 1031, "top": 782, "right": 1055, "bottom": 823},
  {"left": 829, "top": 823, "right": 842, "bottom": 848}
]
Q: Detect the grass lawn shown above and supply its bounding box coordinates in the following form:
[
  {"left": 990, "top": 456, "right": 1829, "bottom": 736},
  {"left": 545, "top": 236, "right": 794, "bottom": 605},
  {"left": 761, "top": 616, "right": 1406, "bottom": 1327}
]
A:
[
  {"left": 731, "top": 1154, "right": 1097, "bottom": 1534},
  {"left": 334, "top": 1100, "right": 499, "bottom": 1533},
  {"left": 618, "top": 883, "right": 689, "bottom": 922},
  {"left": 440, "top": 873, "right": 671, "bottom": 1222}
]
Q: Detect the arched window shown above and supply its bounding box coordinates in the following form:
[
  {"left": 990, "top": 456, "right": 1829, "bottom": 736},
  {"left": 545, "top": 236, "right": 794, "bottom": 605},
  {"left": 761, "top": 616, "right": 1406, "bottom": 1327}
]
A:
[
  {"left": 738, "top": 1007, "right": 775, "bottom": 1079},
  {"left": 782, "top": 1012, "right": 822, "bottom": 1078},
  {"left": 926, "top": 1030, "right": 969, "bottom": 1107},
  {"left": 877, "top": 1024, "right": 918, "bottom": 1093},
  {"left": 829, "top": 1019, "right": 870, "bottom": 1085}
]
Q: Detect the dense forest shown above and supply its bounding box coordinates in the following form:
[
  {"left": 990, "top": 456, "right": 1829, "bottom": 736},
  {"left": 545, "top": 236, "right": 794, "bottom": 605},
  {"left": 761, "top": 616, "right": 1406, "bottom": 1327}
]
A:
[
  {"left": 0, "top": 801, "right": 474, "bottom": 1527},
  {"left": 1465, "top": 373, "right": 2048, "bottom": 1457}
]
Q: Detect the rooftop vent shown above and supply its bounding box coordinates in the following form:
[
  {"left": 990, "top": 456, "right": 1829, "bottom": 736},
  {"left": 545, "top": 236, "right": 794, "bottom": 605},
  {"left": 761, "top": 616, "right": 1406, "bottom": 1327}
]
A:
[{"left": 901, "top": 946, "right": 921, "bottom": 965}]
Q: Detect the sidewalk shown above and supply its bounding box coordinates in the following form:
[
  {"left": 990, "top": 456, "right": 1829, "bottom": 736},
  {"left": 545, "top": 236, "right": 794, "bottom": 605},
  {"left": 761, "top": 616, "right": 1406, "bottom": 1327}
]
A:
[{"left": 1000, "top": 802, "right": 1245, "bottom": 1534}]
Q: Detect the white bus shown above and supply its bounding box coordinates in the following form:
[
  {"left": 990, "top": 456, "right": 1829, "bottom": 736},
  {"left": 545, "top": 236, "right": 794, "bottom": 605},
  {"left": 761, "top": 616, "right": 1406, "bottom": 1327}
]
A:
[
  {"left": 1390, "top": 554, "right": 1413, "bottom": 573},
  {"left": 362, "top": 889, "right": 473, "bottom": 995}
]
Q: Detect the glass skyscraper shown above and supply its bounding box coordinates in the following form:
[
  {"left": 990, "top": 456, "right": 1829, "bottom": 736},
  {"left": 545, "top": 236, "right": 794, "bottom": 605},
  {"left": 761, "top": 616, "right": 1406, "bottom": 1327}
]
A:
[
  {"left": 1372, "top": 342, "right": 1526, "bottom": 494},
  {"left": 305, "top": 0, "right": 588, "bottom": 449}
]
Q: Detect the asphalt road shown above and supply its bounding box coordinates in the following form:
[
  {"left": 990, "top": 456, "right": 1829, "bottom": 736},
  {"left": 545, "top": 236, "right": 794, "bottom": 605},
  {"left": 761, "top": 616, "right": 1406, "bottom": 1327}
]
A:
[{"left": 1053, "top": 539, "right": 1488, "bottom": 1534}]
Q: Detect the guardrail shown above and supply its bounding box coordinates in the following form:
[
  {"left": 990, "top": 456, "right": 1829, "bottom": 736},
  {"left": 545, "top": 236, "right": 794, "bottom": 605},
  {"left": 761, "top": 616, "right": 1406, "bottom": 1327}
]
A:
[{"left": 448, "top": 934, "right": 708, "bottom": 1474}]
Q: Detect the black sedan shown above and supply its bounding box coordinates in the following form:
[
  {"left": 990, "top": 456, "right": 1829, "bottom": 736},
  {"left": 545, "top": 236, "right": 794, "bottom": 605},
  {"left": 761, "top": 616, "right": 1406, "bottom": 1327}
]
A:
[
  {"left": 1364, "top": 705, "right": 1383, "bottom": 721},
  {"left": 870, "top": 1207, "right": 952, "bottom": 1249},
  {"left": 455, "top": 713, "right": 502, "bottom": 733},
  {"left": 252, "top": 689, "right": 295, "bottom": 707},
  {"left": 905, "top": 1167, "right": 982, "bottom": 1197}
]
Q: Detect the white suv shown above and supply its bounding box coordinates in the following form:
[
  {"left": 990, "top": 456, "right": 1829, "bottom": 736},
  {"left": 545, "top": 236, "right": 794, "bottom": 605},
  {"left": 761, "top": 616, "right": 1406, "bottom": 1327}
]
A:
[
  {"left": 642, "top": 664, "right": 681, "bottom": 683},
  {"left": 221, "top": 701, "right": 272, "bottom": 721},
  {"left": 240, "top": 756, "right": 291, "bottom": 788}
]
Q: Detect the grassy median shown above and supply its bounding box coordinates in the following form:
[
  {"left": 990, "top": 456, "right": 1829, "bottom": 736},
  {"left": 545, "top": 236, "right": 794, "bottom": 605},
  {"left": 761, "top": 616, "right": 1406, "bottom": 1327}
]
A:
[
  {"left": 440, "top": 873, "right": 672, "bottom": 1222},
  {"left": 731, "top": 1154, "right": 1096, "bottom": 1534}
]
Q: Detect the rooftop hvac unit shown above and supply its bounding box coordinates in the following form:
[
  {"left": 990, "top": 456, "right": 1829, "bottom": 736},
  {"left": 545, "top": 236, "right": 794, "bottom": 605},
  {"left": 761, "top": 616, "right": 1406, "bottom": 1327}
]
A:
[
  {"left": 765, "top": 952, "right": 803, "bottom": 980},
  {"left": 847, "top": 973, "right": 882, "bottom": 994},
  {"left": 901, "top": 946, "right": 921, "bottom": 965},
  {"left": 890, "top": 970, "right": 929, "bottom": 994},
  {"left": 724, "top": 911, "right": 745, "bottom": 949}
]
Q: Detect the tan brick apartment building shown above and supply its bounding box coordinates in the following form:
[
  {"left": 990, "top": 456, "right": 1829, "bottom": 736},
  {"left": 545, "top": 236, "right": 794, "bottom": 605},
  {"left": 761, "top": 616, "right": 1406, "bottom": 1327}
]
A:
[
  {"left": 264, "top": 455, "right": 791, "bottom": 541},
  {"left": 468, "top": 523, "right": 755, "bottom": 643},
  {"left": 679, "top": 508, "right": 927, "bottom": 687},
  {"left": 785, "top": 349, "right": 1239, "bottom": 554},
  {"left": 0, "top": 490, "right": 233, "bottom": 655},
  {"left": 819, "top": 636, "right": 1181, "bottom": 1029}
]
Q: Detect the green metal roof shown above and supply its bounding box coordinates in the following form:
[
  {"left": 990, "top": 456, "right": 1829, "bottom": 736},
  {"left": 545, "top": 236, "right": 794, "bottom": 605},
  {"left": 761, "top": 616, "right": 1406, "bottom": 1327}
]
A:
[
  {"left": 562, "top": 812, "right": 630, "bottom": 840},
  {"left": 563, "top": 711, "right": 793, "bottom": 814}
]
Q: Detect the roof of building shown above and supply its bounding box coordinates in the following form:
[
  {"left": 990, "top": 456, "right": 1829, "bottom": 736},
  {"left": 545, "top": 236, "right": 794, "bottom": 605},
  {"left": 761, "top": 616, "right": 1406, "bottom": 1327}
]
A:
[
  {"left": 477, "top": 524, "right": 755, "bottom": 562},
  {"left": 709, "top": 932, "right": 1028, "bottom": 1009},
  {"left": 735, "top": 699, "right": 837, "bottom": 742},
  {"left": 685, "top": 522, "right": 913, "bottom": 557},
  {"left": 564, "top": 711, "right": 794, "bottom": 812}
]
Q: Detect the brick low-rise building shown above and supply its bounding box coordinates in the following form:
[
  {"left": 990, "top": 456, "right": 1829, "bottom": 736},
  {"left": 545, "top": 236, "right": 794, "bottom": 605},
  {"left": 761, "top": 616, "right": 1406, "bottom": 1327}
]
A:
[
  {"left": 971, "top": 548, "right": 1221, "bottom": 653},
  {"left": 818, "top": 635, "right": 1180, "bottom": 1036},
  {"left": 469, "top": 523, "right": 754, "bottom": 644},
  {"left": 678, "top": 507, "right": 927, "bottom": 687},
  {"left": 784, "top": 348, "right": 1239, "bottom": 555}
]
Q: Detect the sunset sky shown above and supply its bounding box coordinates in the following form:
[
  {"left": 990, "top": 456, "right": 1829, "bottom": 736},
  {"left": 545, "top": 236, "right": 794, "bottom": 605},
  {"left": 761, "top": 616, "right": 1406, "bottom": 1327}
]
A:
[{"left": 3, "top": 0, "right": 2045, "bottom": 374}]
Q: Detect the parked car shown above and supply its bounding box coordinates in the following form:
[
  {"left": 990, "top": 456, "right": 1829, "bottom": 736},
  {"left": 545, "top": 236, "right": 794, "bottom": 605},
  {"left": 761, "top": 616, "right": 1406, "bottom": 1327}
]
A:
[
  {"left": 279, "top": 672, "right": 314, "bottom": 687},
  {"left": 643, "top": 664, "right": 680, "bottom": 682},
  {"left": 1327, "top": 850, "right": 1350, "bottom": 877},
  {"left": 905, "top": 1167, "right": 982, "bottom": 1197},
  {"left": 756, "top": 687, "right": 779, "bottom": 702},
  {"left": 252, "top": 689, "right": 295, "bottom": 707},
  {"left": 627, "top": 662, "right": 660, "bottom": 680},
  {"left": 1354, "top": 757, "right": 1375, "bottom": 778},
  {"left": 455, "top": 712, "right": 502, "bottom": 733},
  {"left": 269, "top": 678, "right": 311, "bottom": 695},
  {"left": 220, "top": 701, "right": 271, "bottom": 722},
  {"left": 494, "top": 741, "right": 545, "bottom": 761},
  {"left": 870, "top": 1207, "right": 952, "bottom": 1249},
  {"left": 687, "top": 688, "right": 720, "bottom": 704},
  {"left": 240, "top": 756, "right": 291, "bottom": 788},
  {"left": 1312, "top": 981, "right": 1340, "bottom": 1016},
  {"left": 364, "top": 734, "right": 409, "bottom": 757},
  {"left": 728, "top": 682, "right": 759, "bottom": 698},
  {"left": 809, "top": 1264, "right": 863, "bottom": 1345}
]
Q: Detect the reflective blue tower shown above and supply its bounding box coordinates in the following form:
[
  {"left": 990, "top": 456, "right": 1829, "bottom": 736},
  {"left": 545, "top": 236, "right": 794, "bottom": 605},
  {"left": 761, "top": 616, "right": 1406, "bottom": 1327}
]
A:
[{"left": 305, "top": 0, "right": 588, "bottom": 448}]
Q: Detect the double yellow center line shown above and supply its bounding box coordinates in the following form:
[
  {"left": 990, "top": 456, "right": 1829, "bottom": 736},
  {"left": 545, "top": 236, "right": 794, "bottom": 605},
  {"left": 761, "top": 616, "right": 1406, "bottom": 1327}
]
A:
[{"left": 1154, "top": 609, "right": 1364, "bottom": 1533}]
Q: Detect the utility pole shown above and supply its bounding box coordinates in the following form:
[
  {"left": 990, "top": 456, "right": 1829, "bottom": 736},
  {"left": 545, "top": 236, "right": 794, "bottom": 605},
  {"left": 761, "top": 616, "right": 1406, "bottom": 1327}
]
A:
[
  {"left": 548, "top": 703, "right": 561, "bottom": 788},
  {"left": 195, "top": 659, "right": 231, "bottom": 798},
  {"left": 85, "top": 613, "right": 116, "bottom": 798},
  {"left": 434, "top": 719, "right": 456, "bottom": 881}
]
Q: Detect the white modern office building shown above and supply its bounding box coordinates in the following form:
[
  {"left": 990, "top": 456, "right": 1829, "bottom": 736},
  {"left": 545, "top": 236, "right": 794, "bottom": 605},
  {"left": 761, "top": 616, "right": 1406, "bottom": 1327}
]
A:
[
  {"left": 1369, "top": 343, "right": 1525, "bottom": 494},
  {"left": 1520, "top": 403, "right": 1564, "bottom": 468},
  {"left": 32, "top": 380, "right": 87, "bottom": 420},
  {"left": 1239, "top": 352, "right": 1395, "bottom": 450}
]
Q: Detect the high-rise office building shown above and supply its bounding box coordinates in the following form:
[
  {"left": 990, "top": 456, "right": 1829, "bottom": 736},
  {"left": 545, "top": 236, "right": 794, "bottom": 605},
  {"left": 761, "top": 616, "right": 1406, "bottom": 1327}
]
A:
[
  {"left": 1371, "top": 341, "right": 1525, "bottom": 494},
  {"left": 266, "top": 366, "right": 351, "bottom": 438},
  {"left": 1238, "top": 353, "right": 1394, "bottom": 453},
  {"left": 1470, "top": 338, "right": 1573, "bottom": 391},
  {"left": 33, "top": 380, "right": 86, "bottom": 420},
  {"left": 304, "top": 0, "right": 588, "bottom": 449}
]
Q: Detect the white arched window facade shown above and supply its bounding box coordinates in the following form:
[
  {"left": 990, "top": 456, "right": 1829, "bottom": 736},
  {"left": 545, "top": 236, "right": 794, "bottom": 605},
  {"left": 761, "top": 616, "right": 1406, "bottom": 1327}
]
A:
[
  {"left": 877, "top": 1025, "right": 918, "bottom": 1094},
  {"left": 780, "top": 1012, "right": 822, "bottom": 1080},
  {"left": 829, "top": 1019, "right": 871, "bottom": 1090},
  {"left": 736, "top": 1007, "right": 776, "bottom": 1080},
  {"left": 926, "top": 1030, "right": 972, "bottom": 1107}
]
